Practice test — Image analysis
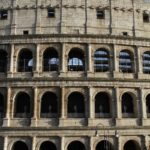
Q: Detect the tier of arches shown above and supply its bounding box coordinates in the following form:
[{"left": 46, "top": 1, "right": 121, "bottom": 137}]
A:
[
  {"left": 10, "top": 139, "right": 141, "bottom": 150},
  {"left": 0, "top": 90, "right": 150, "bottom": 119},
  {"left": 0, "top": 47, "right": 150, "bottom": 74}
]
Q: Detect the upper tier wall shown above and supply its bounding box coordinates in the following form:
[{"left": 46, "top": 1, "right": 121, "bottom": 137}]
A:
[{"left": 0, "top": 0, "right": 150, "bottom": 38}]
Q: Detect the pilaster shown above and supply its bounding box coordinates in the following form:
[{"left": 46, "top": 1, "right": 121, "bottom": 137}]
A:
[
  {"left": 35, "top": 0, "right": 41, "bottom": 34},
  {"left": 7, "top": 44, "right": 15, "bottom": 78},
  {"left": 10, "top": 0, "right": 17, "bottom": 35}
]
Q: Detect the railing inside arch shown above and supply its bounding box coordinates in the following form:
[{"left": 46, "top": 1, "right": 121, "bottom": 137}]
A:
[
  {"left": 43, "top": 58, "right": 59, "bottom": 71},
  {"left": 143, "top": 53, "right": 150, "bottom": 74},
  {"left": 18, "top": 59, "right": 33, "bottom": 72}
]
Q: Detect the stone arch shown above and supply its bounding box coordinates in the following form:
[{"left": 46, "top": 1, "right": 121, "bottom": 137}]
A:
[
  {"left": 11, "top": 141, "right": 29, "bottom": 150},
  {"left": 121, "top": 92, "right": 136, "bottom": 118},
  {"left": 0, "top": 49, "right": 8, "bottom": 72},
  {"left": 39, "top": 141, "right": 57, "bottom": 150},
  {"left": 95, "top": 140, "right": 114, "bottom": 150},
  {"left": 14, "top": 92, "right": 32, "bottom": 118},
  {"left": 146, "top": 93, "right": 150, "bottom": 117},
  {"left": 94, "top": 48, "right": 110, "bottom": 72},
  {"left": 142, "top": 51, "right": 150, "bottom": 74},
  {"left": 17, "top": 48, "right": 33, "bottom": 72},
  {"left": 40, "top": 91, "right": 58, "bottom": 118},
  {"left": 67, "top": 91, "right": 85, "bottom": 118},
  {"left": 123, "top": 140, "right": 141, "bottom": 150},
  {"left": 119, "top": 49, "right": 134, "bottom": 73},
  {"left": 43, "top": 47, "right": 59, "bottom": 71},
  {"left": 67, "top": 140, "right": 86, "bottom": 150},
  {"left": 0, "top": 92, "right": 6, "bottom": 118},
  {"left": 68, "top": 48, "right": 85, "bottom": 71},
  {"left": 94, "top": 92, "right": 111, "bottom": 118}
]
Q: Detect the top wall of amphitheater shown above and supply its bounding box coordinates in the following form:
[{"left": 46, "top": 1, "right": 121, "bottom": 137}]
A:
[{"left": 0, "top": 0, "right": 150, "bottom": 37}]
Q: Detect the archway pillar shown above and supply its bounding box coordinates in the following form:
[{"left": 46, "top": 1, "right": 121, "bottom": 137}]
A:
[
  {"left": 3, "top": 87, "right": 11, "bottom": 127},
  {"left": 141, "top": 88, "right": 147, "bottom": 119},
  {"left": 4, "top": 136, "right": 8, "bottom": 150},
  {"left": 113, "top": 45, "right": 119, "bottom": 73},
  {"left": 136, "top": 46, "right": 142, "bottom": 74},
  {"left": 87, "top": 44, "right": 93, "bottom": 73},
  {"left": 88, "top": 87, "right": 95, "bottom": 126},
  {"left": 33, "top": 44, "right": 40, "bottom": 77},
  {"left": 115, "top": 88, "right": 122, "bottom": 126},
  {"left": 32, "top": 137, "right": 36, "bottom": 150},
  {"left": 61, "top": 137, "right": 65, "bottom": 150},
  {"left": 31, "top": 87, "right": 38, "bottom": 127},
  {"left": 59, "top": 43, "right": 66, "bottom": 75},
  {"left": 7, "top": 44, "right": 15, "bottom": 77}
]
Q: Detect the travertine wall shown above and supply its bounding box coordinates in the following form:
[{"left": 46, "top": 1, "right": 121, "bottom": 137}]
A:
[{"left": 0, "top": 0, "right": 150, "bottom": 37}]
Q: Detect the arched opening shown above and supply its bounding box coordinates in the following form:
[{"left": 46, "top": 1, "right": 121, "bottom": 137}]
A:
[
  {"left": 121, "top": 93, "right": 135, "bottom": 118},
  {"left": 96, "top": 140, "right": 113, "bottom": 150},
  {"left": 143, "top": 51, "right": 150, "bottom": 74},
  {"left": 94, "top": 49, "right": 110, "bottom": 72},
  {"left": 14, "top": 92, "right": 32, "bottom": 118},
  {"left": 0, "top": 50, "right": 7, "bottom": 73},
  {"left": 95, "top": 92, "right": 111, "bottom": 118},
  {"left": 18, "top": 49, "right": 33, "bottom": 72},
  {"left": 40, "top": 141, "right": 57, "bottom": 150},
  {"left": 12, "top": 141, "right": 28, "bottom": 150},
  {"left": 68, "top": 92, "right": 85, "bottom": 118},
  {"left": 0, "top": 93, "right": 5, "bottom": 118},
  {"left": 68, "top": 48, "right": 85, "bottom": 71},
  {"left": 123, "top": 140, "right": 140, "bottom": 150},
  {"left": 146, "top": 94, "right": 150, "bottom": 118},
  {"left": 43, "top": 47, "right": 59, "bottom": 71},
  {"left": 68, "top": 141, "right": 86, "bottom": 150},
  {"left": 119, "top": 50, "right": 134, "bottom": 73},
  {"left": 40, "top": 92, "right": 58, "bottom": 118}
]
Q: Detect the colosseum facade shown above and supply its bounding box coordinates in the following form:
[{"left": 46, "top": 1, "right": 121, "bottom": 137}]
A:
[{"left": 0, "top": 0, "right": 150, "bottom": 150}]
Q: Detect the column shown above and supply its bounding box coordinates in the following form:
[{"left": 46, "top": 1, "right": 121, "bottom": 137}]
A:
[
  {"left": 90, "top": 136, "right": 94, "bottom": 150},
  {"left": 4, "top": 87, "right": 12, "bottom": 126},
  {"left": 60, "top": 43, "right": 66, "bottom": 74},
  {"left": 140, "top": 88, "right": 147, "bottom": 119},
  {"left": 60, "top": 87, "right": 66, "bottom": 118},
  {"left": 117, "top": 136, "right": 121, "bottom": 150},
  {"left": 32, "top": 137, "right": 36, "bottom": 150},
  {"left": 31, "top": 87, "right": 38, "bottom": 126},
  {"left": 61, "top": 137, "right": 65, "bottom": 150},
  {"left": 34, "top": 44, "right": 40, "bottom": 74},
  {"left": 88, "top": 87, "right": 94, "bottom": 118},
  {"left": 3, "top": 136, "right": 8, "bottom": 150},
  {"left": 144, "top": 135, "right": 150, "bottom": 150},
  {"left": 113, "top": 45, "right": 119, "bottom": 73},
  {"left": 35, "top": 0, "right": 41, "bottom": 34},
  {"left": 115, "top": 87, "right": 121, "bottom": 119},
  {"left": 87, "top": 44, "right": 93, "bottom": 73},
  {"left": 136, "top": 46, "right": 142, "bottom": 74}
]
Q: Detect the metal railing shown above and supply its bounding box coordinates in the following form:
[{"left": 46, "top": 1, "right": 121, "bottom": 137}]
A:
[
  {"left": 68, "top": 113, "right": 85, "bottom": 118},
  {"left": 18, "top": 59, "right": 33, "bottom": 72},
  {"left": 40, "top": 113, "right": 58, "bottom": 118}
]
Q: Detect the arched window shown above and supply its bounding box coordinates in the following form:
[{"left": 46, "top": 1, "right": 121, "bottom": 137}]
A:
[
  {"left": 18, "top": 49, "right": 33, "bottom": 72},
  {"left": 124, "top": 140, "right": 140, "bottom": 150},
  {"left": 119, "top": 50, "right": 133, "bottom": 73},
  {"left": 95, "top": 92, "right": 111, "bottom": 118},
  {"left": 68, "top": 48, "right": 85, "bottom": 71},
  {"left": 12, "top": 141, "right": 28, "bottom": 150},
  {"left": 146, "top": 94, "right": 150, "bottom": 118},
  {"left": 0, "top": 93, "right": 5, "bottom": 118},
  {"left": 68, "top": 92, "right": 85, "bottom": 118},
  {"left": 14, "top": 92, "right": 32, "bottom": 118},
  {"left": 0, "top": 50, "right": 7, "bottom": 73},
  {"left": 94, "top": 49, "right": 109, "bottom": 72},
  {"left": 143, "top": 51, "right": 150, "bottom": 74},
  {"left": 43, "top": 47, "right": 59, "bottom": 71},
  {"left": 121, "top": 93, "right": 135, "bottom": 118},
  {"left": 40, "top": 141, "right": 57, "bottom": 150},
  {"left": 96, "top": 140, "right": 113, "bottom": 150},
  {"left": 40, "top": 92, "right": 58, "bottom": 118},
  {"left": 68, "top": 141, "right": 86, "bottom": 150}
]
